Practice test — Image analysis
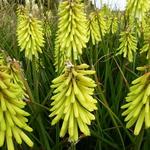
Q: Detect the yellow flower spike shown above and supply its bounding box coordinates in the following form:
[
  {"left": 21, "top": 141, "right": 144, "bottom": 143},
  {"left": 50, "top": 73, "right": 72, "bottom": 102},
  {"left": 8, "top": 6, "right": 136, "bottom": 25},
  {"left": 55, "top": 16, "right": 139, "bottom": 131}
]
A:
[
  {"left": 121, "top": 71, "right": 150, "bottom": 135},
  {"left": 127, "top": 0, "right": 150, "bottom": 21},
  {"left": 116, "top": 29, "right": 137, "bottom": 62},
  {"left": 50, "top": 63, "right": 97, "bottom": 142},
  {"left": 106, "top": 16, "right": 118, "bottom": 34},
  {"left": 140, "top": 23, "right": 150, "bottom": 59},
  {"left": 16, "top": 6, "right": 45, "bottom": 60},
  {"left": 87, "top": 11, "right": 107, "bottom": 45},
  {"left": 54, "top": 0, "right": 88, "bottom": 72},
  {"left": 0, "top": 51, "right": 33, "bottom": 149}
]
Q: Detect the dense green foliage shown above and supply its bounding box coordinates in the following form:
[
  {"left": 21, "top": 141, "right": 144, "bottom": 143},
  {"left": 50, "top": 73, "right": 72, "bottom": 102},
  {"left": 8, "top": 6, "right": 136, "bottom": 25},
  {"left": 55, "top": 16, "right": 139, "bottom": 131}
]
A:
[{"left": 1, "top": 0, "right": 150, "bottom": 150}]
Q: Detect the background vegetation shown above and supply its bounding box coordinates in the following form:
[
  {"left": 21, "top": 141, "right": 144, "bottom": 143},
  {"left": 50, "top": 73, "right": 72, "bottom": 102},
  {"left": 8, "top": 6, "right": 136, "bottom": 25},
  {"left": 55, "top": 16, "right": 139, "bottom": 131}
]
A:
[{"left": 0, "top": 0, "right": 150, "bottom": 150}]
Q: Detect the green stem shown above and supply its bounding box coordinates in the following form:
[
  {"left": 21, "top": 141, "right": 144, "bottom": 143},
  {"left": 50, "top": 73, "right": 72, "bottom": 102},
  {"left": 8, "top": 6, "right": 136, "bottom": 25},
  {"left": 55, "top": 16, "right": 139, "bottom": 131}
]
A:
[{"left": 32, "top": 58, "right": 39, "bottom": 102}]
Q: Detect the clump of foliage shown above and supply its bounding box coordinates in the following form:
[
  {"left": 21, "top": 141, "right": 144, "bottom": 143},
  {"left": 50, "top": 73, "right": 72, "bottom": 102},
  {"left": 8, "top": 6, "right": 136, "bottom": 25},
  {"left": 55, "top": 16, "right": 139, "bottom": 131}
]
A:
[{"left": 0, "top": 0, "right": 150, "bottom": 150}]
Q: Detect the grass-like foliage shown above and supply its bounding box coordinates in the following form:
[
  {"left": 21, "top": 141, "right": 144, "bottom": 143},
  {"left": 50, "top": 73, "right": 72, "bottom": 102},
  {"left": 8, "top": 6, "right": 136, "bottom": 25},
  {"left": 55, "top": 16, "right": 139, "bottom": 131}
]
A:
[{"left": 0, "top": 0, "right": 150, "bottom": 150}]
